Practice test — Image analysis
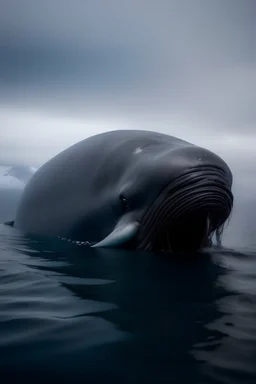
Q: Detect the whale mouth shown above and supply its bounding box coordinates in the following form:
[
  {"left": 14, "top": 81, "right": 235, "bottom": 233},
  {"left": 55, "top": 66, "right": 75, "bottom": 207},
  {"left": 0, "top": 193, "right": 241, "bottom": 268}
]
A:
[
  {"left": 137, "top": 166, "right": 233, "bottom": 254},
  {"left": 153, "top": 211, "right": 211, "bottom": 253}
]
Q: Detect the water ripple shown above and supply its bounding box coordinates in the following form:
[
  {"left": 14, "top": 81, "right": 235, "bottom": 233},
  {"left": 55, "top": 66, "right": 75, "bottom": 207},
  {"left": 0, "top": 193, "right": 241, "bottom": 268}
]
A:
[{"left": 1, "top": 224, "right": 256, "bottom": 382}]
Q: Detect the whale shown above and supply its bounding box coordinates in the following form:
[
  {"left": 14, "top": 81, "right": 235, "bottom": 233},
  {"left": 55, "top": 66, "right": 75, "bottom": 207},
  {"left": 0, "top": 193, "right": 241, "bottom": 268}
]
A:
[{"left": 9, "top": 130, "right": 234, "bottom": 253}]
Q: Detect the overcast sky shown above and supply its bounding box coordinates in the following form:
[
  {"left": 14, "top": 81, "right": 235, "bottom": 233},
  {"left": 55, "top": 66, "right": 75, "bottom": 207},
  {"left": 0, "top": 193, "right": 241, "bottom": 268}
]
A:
[{"left": 0, "top": 0, "right": 255, "bottom": 193}]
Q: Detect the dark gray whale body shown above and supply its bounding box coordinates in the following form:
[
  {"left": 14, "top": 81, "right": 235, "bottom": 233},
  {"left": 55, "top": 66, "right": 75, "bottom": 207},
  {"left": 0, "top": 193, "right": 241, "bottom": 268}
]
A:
[{"left": 12, "top": 130, "right": 234, "bottom": 253}]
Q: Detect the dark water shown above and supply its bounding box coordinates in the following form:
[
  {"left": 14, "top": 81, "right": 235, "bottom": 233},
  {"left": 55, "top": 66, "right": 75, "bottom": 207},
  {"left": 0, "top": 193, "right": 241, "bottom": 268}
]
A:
[{"left": 1, "top": 194, "right": 256, "bottom": 383}]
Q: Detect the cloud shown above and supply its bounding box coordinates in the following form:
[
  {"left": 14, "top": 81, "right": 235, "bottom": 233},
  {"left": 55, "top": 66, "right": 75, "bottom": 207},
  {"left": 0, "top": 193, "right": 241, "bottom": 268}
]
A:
[
  {"left": 0, "top": 105, "right": 255, "bottom": 169},
  {"left": 0, "top": 0, "right": 255, "bottom": 170}
]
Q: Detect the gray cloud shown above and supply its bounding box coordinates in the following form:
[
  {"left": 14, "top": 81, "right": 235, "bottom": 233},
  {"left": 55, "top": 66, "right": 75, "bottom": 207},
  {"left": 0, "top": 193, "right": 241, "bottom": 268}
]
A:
[{"left": 0, "top": 0, "right": 255, "bottom": 176}]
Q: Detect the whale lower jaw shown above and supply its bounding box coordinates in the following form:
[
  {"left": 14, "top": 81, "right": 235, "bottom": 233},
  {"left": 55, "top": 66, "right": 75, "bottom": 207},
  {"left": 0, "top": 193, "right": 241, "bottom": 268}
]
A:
[
  {"left": 91, "top": 217, "right": 139, "bottom": 248},
  {"left": 137, "top": 166, "right": 233, "bottom": 254}
]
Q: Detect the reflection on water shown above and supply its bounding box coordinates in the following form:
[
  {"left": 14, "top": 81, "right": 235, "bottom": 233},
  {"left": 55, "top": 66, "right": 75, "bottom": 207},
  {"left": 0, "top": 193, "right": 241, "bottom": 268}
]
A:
[{"left": 1, "top": 224, "right": 256, "bottom": 383}]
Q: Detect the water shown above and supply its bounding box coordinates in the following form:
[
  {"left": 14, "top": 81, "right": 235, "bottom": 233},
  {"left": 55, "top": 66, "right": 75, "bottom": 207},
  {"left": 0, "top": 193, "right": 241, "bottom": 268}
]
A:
[{"left": 1, "top": 194, "right": 256, "bottom": 383}]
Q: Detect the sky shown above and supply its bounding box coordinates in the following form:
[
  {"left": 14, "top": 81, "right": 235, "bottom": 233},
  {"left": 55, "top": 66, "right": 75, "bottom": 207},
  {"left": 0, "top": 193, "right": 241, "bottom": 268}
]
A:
[{"left": 0, "top": 0, "right": 255, "bottom": 194}]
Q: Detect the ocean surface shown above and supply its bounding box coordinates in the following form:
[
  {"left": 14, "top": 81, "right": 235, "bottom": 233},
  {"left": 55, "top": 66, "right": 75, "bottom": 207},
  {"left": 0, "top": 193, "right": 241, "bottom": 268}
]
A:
[{"left": 1, "top": 189, "right": 256, "bottom": 383}]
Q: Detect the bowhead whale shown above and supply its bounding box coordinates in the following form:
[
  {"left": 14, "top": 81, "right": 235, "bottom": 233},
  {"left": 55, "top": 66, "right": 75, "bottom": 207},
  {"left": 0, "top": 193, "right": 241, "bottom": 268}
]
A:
[{"left": 10, "top": 130, "right": 234, "bottom": 253}]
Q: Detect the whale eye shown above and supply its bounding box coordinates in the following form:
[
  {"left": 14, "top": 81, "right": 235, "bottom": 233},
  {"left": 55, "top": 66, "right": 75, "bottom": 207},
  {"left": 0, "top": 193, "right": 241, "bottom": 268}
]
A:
[{"left": 119, "top": 194, "right": 129, "bottom": 212}]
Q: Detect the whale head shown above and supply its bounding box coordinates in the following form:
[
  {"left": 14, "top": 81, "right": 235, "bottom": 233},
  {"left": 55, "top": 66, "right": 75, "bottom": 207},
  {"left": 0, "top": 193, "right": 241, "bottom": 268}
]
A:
[{"left": 93, "top": 143, "right": 233, "bottom": 254}]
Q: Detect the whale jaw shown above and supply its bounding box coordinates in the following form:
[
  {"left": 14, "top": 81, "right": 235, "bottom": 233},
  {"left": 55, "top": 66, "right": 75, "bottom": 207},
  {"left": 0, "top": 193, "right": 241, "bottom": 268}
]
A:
[{"left": 91, "top": 217, "right": 139, "bottom": 248}]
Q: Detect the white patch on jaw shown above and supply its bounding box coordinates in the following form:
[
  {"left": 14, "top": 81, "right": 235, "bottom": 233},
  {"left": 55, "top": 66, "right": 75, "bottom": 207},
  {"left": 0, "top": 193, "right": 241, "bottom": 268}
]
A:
[{"left": 133, "top": 147, "right": 143, "bottom": 155}]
